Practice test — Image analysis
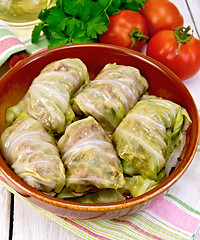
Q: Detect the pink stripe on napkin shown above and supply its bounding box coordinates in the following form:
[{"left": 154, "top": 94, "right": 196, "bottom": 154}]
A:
[
  {"left": 113, "top": 218, "right": 165, "bottom": 240},
  {"left": 60, "top": 217, "right": 112, "bottom": 240},
  {"left": 0, "top": 175, "right": 6, "bottom": 183},
  {"left": 0, "top": 36, "right": 25, "bottom": 55},
  {"left": 147, "top": 196, "right": 200, "bottom": 233}
]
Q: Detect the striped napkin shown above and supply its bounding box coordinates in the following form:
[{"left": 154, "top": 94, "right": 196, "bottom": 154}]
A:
[
  {"left": 0, "top": 20, "right": 28, "bottom": 66},
  {"left": 0, "top": 21, "right": 200, "bottom": 240}
]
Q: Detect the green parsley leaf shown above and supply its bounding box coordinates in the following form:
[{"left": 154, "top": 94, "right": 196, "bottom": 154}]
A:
[
  {"left": 63, "top": 0, "right": 77, "bottom": 16},
  {"left": 71, "top": 29, "right": 94, "bottom": 44},
  {"left": 48, "top": 38, "right": 68, "bottom": 49},
  {"left": 38, "top": 8, "right": 51, "bottom": 21},
  {"left": 65, "top": 17, "right": 81, "bottom": 36},
  {"left": 123, "top": 0, "right": 146, "bottom": 11},
  {"left": 106, "top": 0, "right": 122, "bottom": 15},
  {"left": 31, "top": 23, "right": 45, "bottom": 43},
  {"left": 98, "top": 0, "right": 113, "bottom": 9},
  {"left": 46, "top": 8, "right": 66, "bottom": 27},
  {"left": 87, "top": 15, "right": 108, "bottom": 38}
]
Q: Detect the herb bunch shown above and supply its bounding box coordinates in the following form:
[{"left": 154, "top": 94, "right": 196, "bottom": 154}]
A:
[{"left": 31, "top": 0, "right": 146, "bottom": 48}]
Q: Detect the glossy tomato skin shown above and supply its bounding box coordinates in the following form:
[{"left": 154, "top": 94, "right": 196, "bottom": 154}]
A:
[
  {"left": 146, "top": 30, "right": 200, "bottom": 80},
  {"left": 140, "top": 0, "right": 184, "bottom": 37},
  {"left": 99, "top": 10, "right": 148, "bottom": 52}
]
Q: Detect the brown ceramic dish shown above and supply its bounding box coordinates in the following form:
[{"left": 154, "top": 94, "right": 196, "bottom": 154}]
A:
[{"left": 0, "top": 43, "right": 199, "bottom": 220}]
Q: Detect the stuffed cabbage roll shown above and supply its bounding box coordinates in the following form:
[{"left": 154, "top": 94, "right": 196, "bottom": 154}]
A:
[
  {"left": 72, "top": 63, "right": 148, "bottom": 134},
  {"left": 112, "top": 95, "right": 191, "bottom": 181},
  {"left": 57, "top": 116, "right": 125, "bottom": 194},
  {"left": 0, "top": 114, "right": 66, "bottom": 193},
  {"left": 6, "top": 58, "right": 89, "bottom": 134}
]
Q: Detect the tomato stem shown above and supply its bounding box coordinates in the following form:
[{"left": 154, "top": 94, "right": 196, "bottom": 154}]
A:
[
  {"left": 174, "top": 26, "right": 193, "bottom": 56},
  {"left": 129, "top": 28, "right": 148, "bottom": 49}
]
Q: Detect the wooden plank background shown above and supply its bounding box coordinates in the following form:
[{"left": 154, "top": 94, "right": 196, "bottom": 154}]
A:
[{"left": 0, "top": 0, "right": 199, "bottom": 239}]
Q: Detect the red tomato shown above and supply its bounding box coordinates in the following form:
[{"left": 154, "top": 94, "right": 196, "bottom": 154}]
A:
[
  {"left": 99, "top": 10, "right": 148, "bottom": 52},
  {"left": 140, "top": 0, "right": 184, "bottom": 37},
  {"left": 146, "top": 26, "right": 200, "bottom": 80}
]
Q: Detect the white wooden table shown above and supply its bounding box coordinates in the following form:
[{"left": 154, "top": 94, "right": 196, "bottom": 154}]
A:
[{"left": 0, "top": 1, "right": 200, "bottom": 239}]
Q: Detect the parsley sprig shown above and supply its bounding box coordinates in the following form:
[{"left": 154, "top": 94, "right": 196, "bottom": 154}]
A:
[{"left": 31, "top": 0, "right": 146, "bottom": 49}]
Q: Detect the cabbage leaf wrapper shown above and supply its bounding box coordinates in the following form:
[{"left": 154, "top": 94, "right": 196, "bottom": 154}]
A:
[
  {"left": 0, "top": 114, "right": 66, "bottom": 193},
  {"left": 6, "top": 58, "right": 90, "bottom": 134},
  {"left": 57, "top": 116, "right": 125, "bottom": 194},
  {"left": 58, "top": 189, "right": 126, "bottom": 204},
  {"left": 72, "top": 63, "right": 148, "bottom": 135},
  {"left": 123, "top": 175, "right": 158, "bottom": 198},
  {"left": 112, "top": 95, "right": 192, "bottom": 181},
  {"left": 57, "top": 176, "right": 157, "bottom": 203}
]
